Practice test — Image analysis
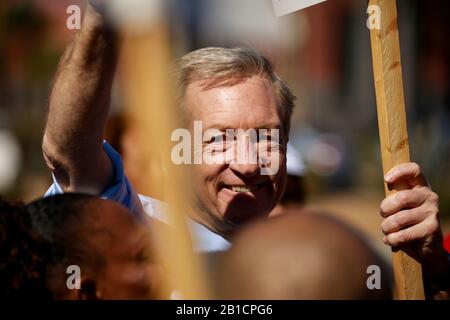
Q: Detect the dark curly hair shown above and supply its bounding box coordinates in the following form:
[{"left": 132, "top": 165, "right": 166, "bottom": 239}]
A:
[
  {"left": 1, "top": 194, "right": 104, "bottom": 299},
  {"left": 0, "top": 200, "right": 53, "bottom": 299}
]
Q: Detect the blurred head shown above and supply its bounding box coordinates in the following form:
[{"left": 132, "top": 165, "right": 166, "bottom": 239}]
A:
[
  {"left": 0, "top": 200, "right": 52, "bottom": 299},
  {"left": 215, "top": 210, "right": 392, "bottom": 299},
  {"left": 175, "top": 47, "right": 296, "bottom": 236},
  {"left": 1, "top": 194, "right": 164, "bottom": 300}
]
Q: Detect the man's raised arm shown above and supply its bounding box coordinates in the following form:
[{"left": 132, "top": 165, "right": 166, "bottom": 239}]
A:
[{"left": 43, "top": 3, "right": 117, "bottom": 194}]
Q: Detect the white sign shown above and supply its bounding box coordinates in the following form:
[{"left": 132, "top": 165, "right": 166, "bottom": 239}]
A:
[{"left": 272, "top": 0, "right": 327, "bottom": 17}]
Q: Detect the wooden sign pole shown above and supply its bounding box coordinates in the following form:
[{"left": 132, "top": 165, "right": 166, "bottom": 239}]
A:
[
  {"left": 368, "top": 0, "right": 424, "bottom": 299},
  {"left": 117, "top": 5, "right": 210, "bottom": 299}
]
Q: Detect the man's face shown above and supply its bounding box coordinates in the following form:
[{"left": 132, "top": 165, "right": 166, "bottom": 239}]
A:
[
  {"left": 185, "top": 75, "right": 288, "bottom": 235},
  {"left": 84, "top": 201, "right": 166, "bottom": 299}
]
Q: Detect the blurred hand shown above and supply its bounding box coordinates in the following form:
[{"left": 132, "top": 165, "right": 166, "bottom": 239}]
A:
[
  {"left": 379, "top": 162, "right": 449, "bottom": 277},
  {"left": 83, "top": 0, "right": 116, "bottom": 34}
]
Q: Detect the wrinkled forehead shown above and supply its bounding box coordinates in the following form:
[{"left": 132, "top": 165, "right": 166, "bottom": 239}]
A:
[{"left": 183, "top": 76, "right": 283, "bottom": 130}]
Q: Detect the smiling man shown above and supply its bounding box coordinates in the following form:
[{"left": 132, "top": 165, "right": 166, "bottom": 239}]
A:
[
  {"left": 177, "top": 49, "right": 292, "bottom": 237},
  {"left": 42, "top": 2, "right": 450, "bottom": 296},
  {"left": 43, "top": 3, "right": 294, "bottom": 250}
]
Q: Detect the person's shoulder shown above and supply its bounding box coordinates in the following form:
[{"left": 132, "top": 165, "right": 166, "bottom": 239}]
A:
[
  {"left": 137, "top": 194, "right": 170, "bottom": 223},
  {"left": 137, "top": 194, "right": 230, "bottom": 253}
]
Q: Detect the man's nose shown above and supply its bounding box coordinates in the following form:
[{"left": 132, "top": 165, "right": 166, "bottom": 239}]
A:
[
  {"left": 229, "top": 161, "right": 260, "bottom": 177},
  {"left": 227, "top": 133, "right": 260, "bottom": 177}
]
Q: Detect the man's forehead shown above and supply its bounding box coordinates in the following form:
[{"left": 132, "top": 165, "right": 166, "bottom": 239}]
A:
[
  {"left": 184, "top": 76, "right": 282, "bottom": 126},
  {"left": 201, "top": 120, "right": 282, "bottom": 131},
  {"left": 185, "top": 75, "right": 275, "bottom": 99}
]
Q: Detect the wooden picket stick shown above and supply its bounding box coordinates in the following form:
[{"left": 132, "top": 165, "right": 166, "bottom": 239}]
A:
[
  {"left": 117, "top": 6, "right": 210, "bottom": 299},
  {"left": 368, "top": 0, "right": 424, "bottom": 299}
]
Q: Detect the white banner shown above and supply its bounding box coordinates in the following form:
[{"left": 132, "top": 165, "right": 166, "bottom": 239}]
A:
[{"left": 272, "top": 0, "right": 327, "bottom": 17}]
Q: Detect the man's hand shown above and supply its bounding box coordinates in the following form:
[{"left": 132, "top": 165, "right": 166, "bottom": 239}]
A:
[
  {"left": 379, "top": 162, "right": 450, "bottom": 279},
  {"left": 86, "top": 0, "right": 111, "bottom": 20}
]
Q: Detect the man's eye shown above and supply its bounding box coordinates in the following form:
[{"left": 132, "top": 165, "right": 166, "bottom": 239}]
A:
[
  {"left": 204, "top": 134, "right": 234, "bottom": 151},
  {"left": 258, "top": 134, "right": 272, "bottom": 142},
  {"left": 204, "top": 134, "right": 225, "bottom": 144},
  {"left": 259, "top": 140, "right": 282, "bottom": 153}
]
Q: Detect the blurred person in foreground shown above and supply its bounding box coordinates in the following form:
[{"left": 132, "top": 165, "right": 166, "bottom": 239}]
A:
[
  {"left": 214, "top": 211, "right": 392, "bottom": 300},
  {"left": 0, "top": 195, "right": 164, "bottom": 299},
  {"left": 42, "top": 1, "right": 450, "bottom": 296}
]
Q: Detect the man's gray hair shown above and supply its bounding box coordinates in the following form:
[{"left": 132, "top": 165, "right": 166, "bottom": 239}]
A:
[{"left": 174, "top": 47, "right": 296, "bottom": 135}]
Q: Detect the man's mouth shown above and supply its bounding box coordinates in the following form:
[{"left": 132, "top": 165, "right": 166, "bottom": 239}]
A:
[{"left": 223, "top": 183, "right": 265, "bottom": 193}]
